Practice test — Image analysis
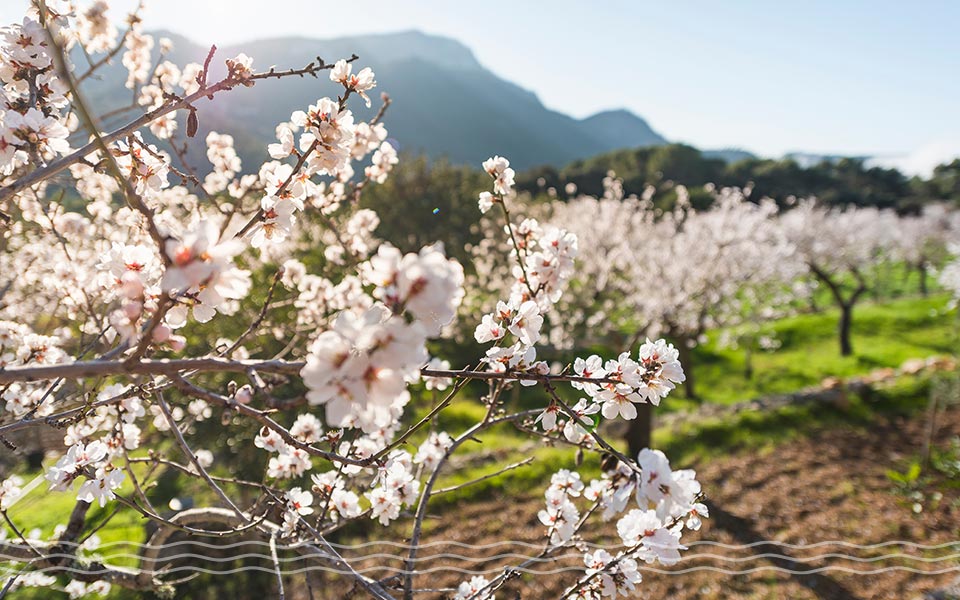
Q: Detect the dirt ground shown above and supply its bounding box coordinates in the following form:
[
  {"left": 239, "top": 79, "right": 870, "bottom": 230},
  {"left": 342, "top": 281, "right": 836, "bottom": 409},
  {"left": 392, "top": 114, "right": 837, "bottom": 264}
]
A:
[{"left": 310, "top": 402, "right": 960, "bottom": 599}]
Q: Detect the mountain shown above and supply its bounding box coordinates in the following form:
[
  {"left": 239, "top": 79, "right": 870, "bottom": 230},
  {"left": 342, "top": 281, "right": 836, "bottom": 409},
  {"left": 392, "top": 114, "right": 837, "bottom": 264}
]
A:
[
  {"left": 578, "top": 109, "right": 666, "bottom": 152},
  {"left": 702, "top": 148, "right": 756, "bottom": 163},
  {"left": 79, "top": 30, "right": 667, "bottom": 170}
]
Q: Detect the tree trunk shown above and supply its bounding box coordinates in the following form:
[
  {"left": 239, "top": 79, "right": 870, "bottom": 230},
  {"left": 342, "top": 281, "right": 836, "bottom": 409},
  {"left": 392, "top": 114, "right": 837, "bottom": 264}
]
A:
[
  {"left": 744, "top": 345, "right": 754, "bottom": 380},
  {"left": 677, "top": 339, "right": 698, "bottom": 401},
  {"left": 919, "top": 263, "right": 928, "bottom": 297},
  {"left": 625, "top": 403, "right": 653, "bottom": 458},
  {"left": 839, "top": 303, "right": 854, "bottom": 356}
]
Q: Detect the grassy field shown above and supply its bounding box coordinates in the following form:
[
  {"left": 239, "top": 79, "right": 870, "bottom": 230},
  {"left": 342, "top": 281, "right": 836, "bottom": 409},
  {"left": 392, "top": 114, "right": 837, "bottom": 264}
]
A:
[
  {"left": 2, "top": 466, "right": 151, "bottom": 568},
  {"left": 677, "top": 293, "right": 957, "bottom": 408}
]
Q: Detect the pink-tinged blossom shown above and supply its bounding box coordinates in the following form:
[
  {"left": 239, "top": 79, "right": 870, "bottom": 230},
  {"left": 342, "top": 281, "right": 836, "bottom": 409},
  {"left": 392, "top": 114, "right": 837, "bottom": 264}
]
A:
[
  {"left": 453, "top": 576, "right": 493, "bottom": 600},
  {"left": 478, "top": 191, "right": 496, "bottom": 213},
  {"left": 251, "top": 196, "right": 297, "bottom": 248},
  {"left": 113, "top": 133, "right": 169, "bottom": 197},
  {"left": 302, "top": 305, "right": 427, "bottom": 432},
  {"left": 330, "top": 488, "right": 362, "bottom": 520},
  {"left": 686, "top": 502, "right": 709, "bottom": 531},
  {"left": 267, "top": 447, "right": 312, "bottom": 479},
  {"left": 4, "top": 107, "right": 69, "bottom": 157},
  {"left": 507, "top": 300, "right": 543, "bottom": 346},
  {"left": 254, "top": 427, "right": 286, "bottom": 453},
  {"left": 363, "top": 243, "right": 465, "bottom": 335},
  {"left": 290, "top": 413, "right": 323, "bottom": 443},
  {"left": 0, "top": 476, "right": 23, "bottom": 510},
  {"left": 77, "top": 467, "right": 125, "bottom": 507},
  {"left": 162, "top": 219, "right": 252, "bottom": 326},
  {"left": 562, "top": 398, "right": 600, "bottom": 443},
  {"left": 291, "top": 97, "right": 355, "bottom": 176},
  {"left": 413, "top": 431, "right": 454, "bottom": 471},
  {"left": 582, "top": 548, "right": 642, "bottom": 598},
  {"left": 364, "top": 141, "right": 398, "bottom": 183},
  {"left": 268, "top": 125, "right": 295, "bottom": 159},
  {"left": 636, "top": 448, "right": 701, "bottom": 521},
  {"left": 46, "top": 440, "right": 108, "bottom": 491},
  {"left": 474, "top": 313, "right": 505, "bottom": 343},
  {"left": 285, "top": 487, "right": 314, "bottom": 516},
  {"left": 330, "top": 59, "right": 377, "bottom": 107},
  {"left": 616, "top": 508, "right": 686, "bottom": 565},
  {"left": 482, "top": 155, "right": 515, "bottom": 195},
  {"left": 535, "top": 403, "right": 561, "bottom": 431},
  {"left": 225, "top": 53, "right": 254, "bottom": 80}
]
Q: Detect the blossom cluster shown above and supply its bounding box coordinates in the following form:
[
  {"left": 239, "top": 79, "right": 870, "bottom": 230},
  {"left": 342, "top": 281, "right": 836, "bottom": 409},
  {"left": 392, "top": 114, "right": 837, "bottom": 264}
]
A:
[
  {"left": 1, "top": 320, "right": 70, "bottom": 417},
  {"left": 470, "top": 157, "right": 582, "bottom": 388},
  {"left": 301, "top": 242, "right": 464, "bottom": 432},
  {"left": 558, "top": 449, "right": 706, "bottom": 599},
  {"left": 570, "top": 338, "right": 686, "bottom": 420}
]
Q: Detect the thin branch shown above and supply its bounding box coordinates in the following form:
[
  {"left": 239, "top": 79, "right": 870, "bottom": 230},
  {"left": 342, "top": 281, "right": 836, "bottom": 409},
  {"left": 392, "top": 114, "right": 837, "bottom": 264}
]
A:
[
  {"left": 0, "top": 357, "right": 302, "bottom": 384},
  {"left": 0, "top": 360, "right": 620, "bottom": 387},
  {"left": 433, "top": 457, "right": 534, "bottom": 494},
  {"left": 220, "top": 268, "right": 284, "bottom": 357},
  {"left": 370, "top": 375, "right": 472, "bottom": 462},
  {"left": 155, "top": 390, "right": 247, "bottom": 522},
  {"left": 0, "top": 56, "right": 356, "bottom": 203},
  {"left": 270, "top": 531, "right": 285, "bottom": 600}
]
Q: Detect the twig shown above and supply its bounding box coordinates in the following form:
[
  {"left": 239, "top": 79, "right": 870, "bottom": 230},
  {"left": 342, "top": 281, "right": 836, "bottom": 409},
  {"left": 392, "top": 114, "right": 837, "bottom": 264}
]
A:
[
  {"left": 0, "top": 56, "right": 356, "bottom": 203},
  {"left": 155, "top": 390, "right": 248, "bottom": 522},
  {"left": 221, "top": 268, "right": 284, "bottom": 357},
  {"left": 433, "top": 457, "right": 534, "bottom": 494},
  {"left": 370, "top": 374, "right": 472, "bottom": 462},
  {"left": 270, "top": 531, "right": 285, "bottom": 600},
  {"left": 0, "top": 360, "right": 620, "bottom": 387}
]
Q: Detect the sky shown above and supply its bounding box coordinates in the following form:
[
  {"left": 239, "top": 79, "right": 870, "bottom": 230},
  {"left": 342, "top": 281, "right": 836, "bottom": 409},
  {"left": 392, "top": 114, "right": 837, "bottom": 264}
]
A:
[{"left": 5, "top": 0, "right": 958, "bottom": 174}]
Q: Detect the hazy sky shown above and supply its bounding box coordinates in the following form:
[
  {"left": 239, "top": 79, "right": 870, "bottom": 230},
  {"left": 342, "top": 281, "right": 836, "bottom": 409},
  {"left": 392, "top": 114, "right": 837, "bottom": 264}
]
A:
[{"left": 5, "top": 1, "right": 958, "bottom": 171}]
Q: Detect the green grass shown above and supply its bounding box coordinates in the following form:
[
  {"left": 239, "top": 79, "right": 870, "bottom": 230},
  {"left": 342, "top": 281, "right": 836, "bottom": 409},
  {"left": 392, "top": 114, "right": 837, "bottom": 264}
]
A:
[
  {"left": 2, "top": 468, "right": 149, "bottom": 568},
  {"left": 677, "top": 294, "right": 956, "bottom": 409},
  {"left": 409, "top": 293, "right": 957, "bottom": 493},
  {"left": 425, "top": 294, "right": 956, "bottom": 446},
  {"left": 656, "top": 374, "right": 935, "bottom": 467}
]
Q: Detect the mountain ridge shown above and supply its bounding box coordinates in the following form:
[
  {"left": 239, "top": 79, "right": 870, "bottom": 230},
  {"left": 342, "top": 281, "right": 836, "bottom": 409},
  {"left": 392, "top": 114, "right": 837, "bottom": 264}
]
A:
[{"left": 80, "top": 29, "right": 677, "bottom": 170}]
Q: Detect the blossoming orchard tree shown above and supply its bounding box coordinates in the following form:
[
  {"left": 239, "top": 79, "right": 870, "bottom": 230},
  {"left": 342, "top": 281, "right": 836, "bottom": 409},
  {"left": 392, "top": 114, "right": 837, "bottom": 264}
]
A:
[
  {"left": 895, "top": 204, "right": 957, "bottom": 297},
  {"left": 0, "top": 2, "right": 706, "bottom": 598},
  {"left": 543, "top": 182, "right": 798, "bottom": 453},
  {"left": 938, "top": 244, "right": 960, "bottom": 303},
  {"left": 781, "top": 200, "right": 900, "bottom": 356}
]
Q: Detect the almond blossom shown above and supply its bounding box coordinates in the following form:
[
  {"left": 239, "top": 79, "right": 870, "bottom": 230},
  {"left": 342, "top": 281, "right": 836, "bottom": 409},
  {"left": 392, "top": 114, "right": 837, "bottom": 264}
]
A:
[
  {"left": 0, "top": 475, "right": 24, "bottom": 510},
  {"left": 77, "top": 467, "right": 125, "bottom": 507},
  {"left": 453, "top": 576, "right": 493, "bottom": 600},
  {"left": 162, "top": 219, "right": 252, "bottom": 326},
  {"left": 330, "top": 59, "right": 377, "bottom": 107}
]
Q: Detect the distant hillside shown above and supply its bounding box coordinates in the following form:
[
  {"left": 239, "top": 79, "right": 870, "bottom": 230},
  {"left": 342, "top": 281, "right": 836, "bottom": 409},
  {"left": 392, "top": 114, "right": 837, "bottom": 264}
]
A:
[
  {"left": 79, "top": 30, "right": 669, "bottom": 170},
  {"left": 578, "top": 109, "right": 666, "bottom": 151},
  {"left": 703, "top": 148, "right": 756, "bottom": 163}
]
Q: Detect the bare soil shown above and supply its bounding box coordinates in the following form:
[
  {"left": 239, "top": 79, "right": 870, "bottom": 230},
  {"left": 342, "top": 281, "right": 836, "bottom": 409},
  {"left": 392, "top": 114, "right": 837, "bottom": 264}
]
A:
[{"left": 306, "top": 403, "right": 960, "bottom": 599}]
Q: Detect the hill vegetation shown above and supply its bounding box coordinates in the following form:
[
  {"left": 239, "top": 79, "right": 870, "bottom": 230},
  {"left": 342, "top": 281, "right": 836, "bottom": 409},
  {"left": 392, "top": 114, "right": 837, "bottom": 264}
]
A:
[{"left": 518, "top": 144, "right": 960, "bottom": 212}]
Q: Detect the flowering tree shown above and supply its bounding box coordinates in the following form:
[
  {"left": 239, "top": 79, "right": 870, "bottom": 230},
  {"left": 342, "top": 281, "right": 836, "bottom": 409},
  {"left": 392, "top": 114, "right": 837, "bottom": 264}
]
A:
[
  {"left": 0, "top": 3, "right": 706, "bottom": 598},
  {"left": 781, "top": 200, "right": 899, "bottom": 356},
  {"left": 537, "top": 181, "right": 799, "bottom": 454},
  {"left": 895, "top": 204, "right": 956, "bottom": 297}
]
